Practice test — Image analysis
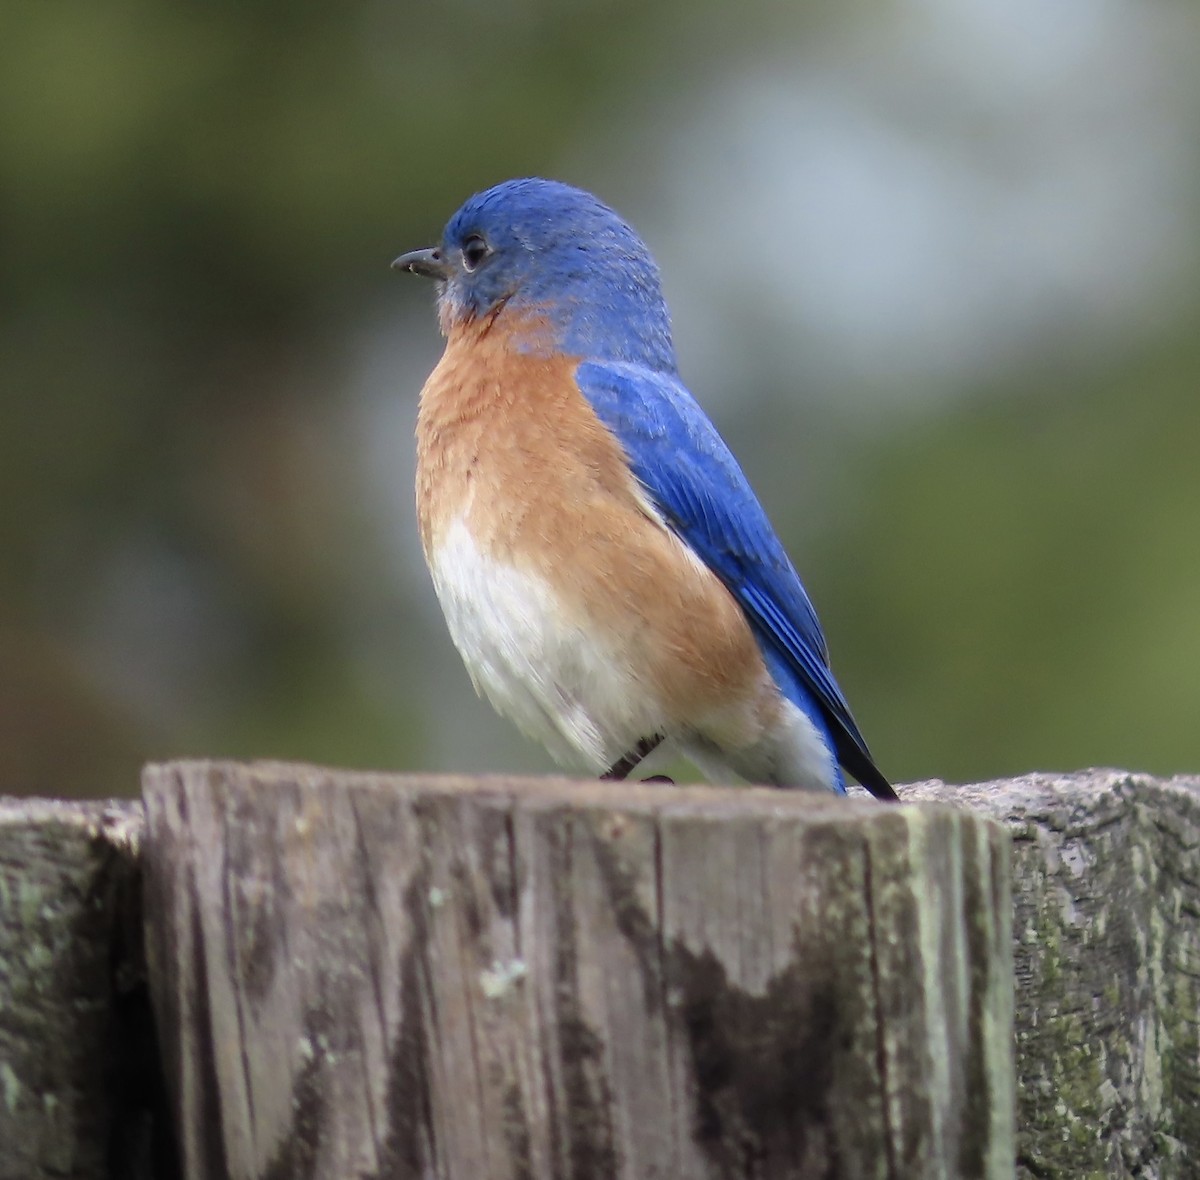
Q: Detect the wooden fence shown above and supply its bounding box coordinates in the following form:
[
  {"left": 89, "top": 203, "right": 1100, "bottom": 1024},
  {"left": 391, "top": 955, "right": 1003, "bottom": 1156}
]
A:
[{"left": 0, "top": 764, "right": 1196, "bottom": 1179}]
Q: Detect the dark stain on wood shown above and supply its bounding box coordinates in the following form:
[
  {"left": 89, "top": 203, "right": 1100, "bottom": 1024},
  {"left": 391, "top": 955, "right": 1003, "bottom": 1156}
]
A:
[
  {"left": 485, "top": 805, "right": 520, "bottom": 921},
  {"left": 550, "top": 820, "right": 621, "bottom": 1180},
  {"left": 586, "top": 818, "right": 664, "bottom": 1017},
  {"left": 587, "top": 808, "right": 848, "bottom": 1177},
  {"left": 501, "top": 1082, "right": 535, "bottom": 1180},
  {"left": 676, "top": 947, "right": 841, "bottom": 1178},
  {"left": 104, "top": 838, "right": 180, "bottom": 1180},
  {"left": 188, "top": 903, "right": 232, "bottom": 1180},
  {"left": 261, "top": 1047, "right": 324, "bottom": 1180},
  {"left": 959, "top": 820, "right": 995, "bottom": 1180},
  {"left": 381, "top": 861, "right": 439, "bottom": 1180}
]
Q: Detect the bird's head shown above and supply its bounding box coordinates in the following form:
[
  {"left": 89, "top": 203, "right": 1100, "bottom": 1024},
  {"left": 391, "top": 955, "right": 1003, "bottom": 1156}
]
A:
[{"left": 393, "top": 178, "right": 676, "bottom": 371}]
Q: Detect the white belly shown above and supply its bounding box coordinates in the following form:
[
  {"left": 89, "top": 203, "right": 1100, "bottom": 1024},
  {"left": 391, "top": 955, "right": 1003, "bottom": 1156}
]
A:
[{"left": 427, "top": 518, "right": 659, "bottom": 771}]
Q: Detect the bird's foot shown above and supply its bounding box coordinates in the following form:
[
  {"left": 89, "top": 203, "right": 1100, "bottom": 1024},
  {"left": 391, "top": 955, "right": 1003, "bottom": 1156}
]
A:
[{"left": 601, "top": 733, "right": 664, "bottom": 781}]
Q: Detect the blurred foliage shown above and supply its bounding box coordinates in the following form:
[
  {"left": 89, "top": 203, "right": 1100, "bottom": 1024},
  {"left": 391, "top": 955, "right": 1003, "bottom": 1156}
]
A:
[
  {"left": 816, "top": 330, "right": 1200, "bottom": 785},
  {"left": 0, "top": 0, "right": 672, "bottom": 795},
  {"left": 1, "top": 0, "right": 1197, "bottom": 797}
]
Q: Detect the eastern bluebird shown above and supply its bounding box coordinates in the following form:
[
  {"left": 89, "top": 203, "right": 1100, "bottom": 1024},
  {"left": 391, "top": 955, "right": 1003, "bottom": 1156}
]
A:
[{"left": 394, "top": 178, "right": 896, "bottom": 800}]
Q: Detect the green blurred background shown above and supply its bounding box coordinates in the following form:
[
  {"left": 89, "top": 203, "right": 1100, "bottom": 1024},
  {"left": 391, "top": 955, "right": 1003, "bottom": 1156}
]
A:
[{"left": 2, "top": 0, "right": 1198, "bottom": 799}]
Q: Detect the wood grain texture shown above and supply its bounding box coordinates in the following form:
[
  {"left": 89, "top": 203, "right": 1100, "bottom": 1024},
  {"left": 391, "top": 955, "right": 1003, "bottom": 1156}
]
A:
[
  {"left": 0, "top": 797, "right": 167, "bottom": 1180},
  {"left": 142, "top": 761, "right": 1013, "bottom": 1180},
  {"left": 903, "top": 771, "right": 1200, "bottom": 1180}
]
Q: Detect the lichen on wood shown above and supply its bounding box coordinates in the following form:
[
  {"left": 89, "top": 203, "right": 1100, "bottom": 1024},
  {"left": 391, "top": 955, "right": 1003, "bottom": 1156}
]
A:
[
  {"left": 904, "top": 771, "right": 1200, "bottom": 1180},
  {"left": 0, "top": 798, "right": 159, "bottom": 1180}
]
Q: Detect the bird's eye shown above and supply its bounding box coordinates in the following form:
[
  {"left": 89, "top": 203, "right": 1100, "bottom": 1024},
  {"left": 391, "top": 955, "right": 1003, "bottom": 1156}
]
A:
[{"left": 461, "top": 234, "right": 491, "bottom": 272}]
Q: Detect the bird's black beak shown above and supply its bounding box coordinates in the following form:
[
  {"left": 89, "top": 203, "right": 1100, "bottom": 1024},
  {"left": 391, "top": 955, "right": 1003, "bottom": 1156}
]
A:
[{"left": 391, "top": 247, "right": 452, "bottom": 280}]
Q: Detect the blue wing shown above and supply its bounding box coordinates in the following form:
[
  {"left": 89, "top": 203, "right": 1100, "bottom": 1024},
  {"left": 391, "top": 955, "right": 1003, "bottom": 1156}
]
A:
[{"left": 575, "top": 360, "right": 895, "bottom": 800}]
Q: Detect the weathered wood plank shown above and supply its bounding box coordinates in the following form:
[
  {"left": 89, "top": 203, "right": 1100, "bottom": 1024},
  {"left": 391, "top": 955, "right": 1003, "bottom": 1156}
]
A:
[
  {"left": 142, "top": 761, "right": 1013, "bottom": 1180},
  {"left": 3, "top": 767, "right": 1191, "bottom": 1177},
  {"left": 0, "top": 797, "right": 164, "bottom": 1180},
  {"left": 904, "top": 771, "right": 1200, "bottom": 1180}
]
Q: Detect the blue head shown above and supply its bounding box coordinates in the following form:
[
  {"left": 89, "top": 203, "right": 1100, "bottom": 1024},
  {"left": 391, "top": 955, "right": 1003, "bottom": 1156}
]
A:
[{"left": 394, "top": 178, "right": 677, "bottom": 372}]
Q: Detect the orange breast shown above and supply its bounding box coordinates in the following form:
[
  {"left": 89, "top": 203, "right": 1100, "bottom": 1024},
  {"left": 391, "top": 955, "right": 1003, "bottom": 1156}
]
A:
[{"left": 415, "top": 313, "right": 776, "bottom": 725}]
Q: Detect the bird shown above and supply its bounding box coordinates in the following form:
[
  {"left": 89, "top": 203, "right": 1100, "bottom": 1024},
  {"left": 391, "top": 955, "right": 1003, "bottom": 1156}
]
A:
[{"left": 393, "top": 178, "right": 896, "bottom": 800}]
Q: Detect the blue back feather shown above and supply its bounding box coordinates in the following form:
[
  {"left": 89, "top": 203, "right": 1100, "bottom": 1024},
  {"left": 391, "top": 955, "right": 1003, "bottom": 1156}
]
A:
[{"left": 576, "top": 360, "right": 887, "bottom": 795}]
